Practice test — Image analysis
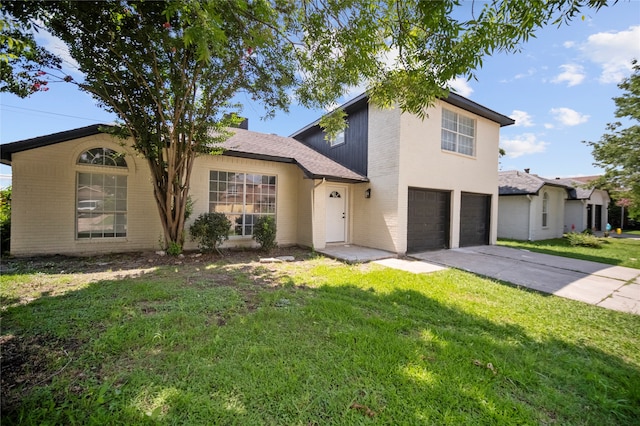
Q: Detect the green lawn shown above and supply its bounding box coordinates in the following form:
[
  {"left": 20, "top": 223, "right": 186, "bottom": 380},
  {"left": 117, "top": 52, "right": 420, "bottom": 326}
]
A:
[
  {"left": 1, "top": 252, "right": 639, "bottom": 425},
  {"left": 498, "top": 236, "right": 640, "bottom": 269}
]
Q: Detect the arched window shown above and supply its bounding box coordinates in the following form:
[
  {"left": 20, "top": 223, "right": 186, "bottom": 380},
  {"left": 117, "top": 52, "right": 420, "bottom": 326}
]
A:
[
  {"left": 542, "top": 192, "right": 549, "bottom": 228},
  {"left": 77, "top": 147, "right": 127, "bottom": 168},
  {"left": 76, "top": 148, "right": 128, "bottom": 239}
]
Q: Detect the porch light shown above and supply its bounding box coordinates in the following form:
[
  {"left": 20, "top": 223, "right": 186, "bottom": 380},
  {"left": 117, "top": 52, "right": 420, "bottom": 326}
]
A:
[{"left": 364, "top": 188, "right": 371, "bottom": 198}]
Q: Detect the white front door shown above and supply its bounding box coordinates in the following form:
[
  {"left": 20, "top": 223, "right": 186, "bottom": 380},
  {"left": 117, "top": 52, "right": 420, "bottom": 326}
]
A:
[{"left": 326, "top": 186, "right": 346, "bottom": 243}]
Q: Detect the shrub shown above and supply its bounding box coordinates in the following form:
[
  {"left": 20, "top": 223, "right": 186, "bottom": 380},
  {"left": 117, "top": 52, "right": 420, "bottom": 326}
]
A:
[
  {"left": 189, "top": 212, "right": 231, "bottom": 253},
  {"left": 565, "top": 232, "right": 602, "bottom": 248},
  {"left": 252, "top": 216, "right": 277, "bottom": 252},
  {"left": 0, "top": 186, "right": 11, "bottom": 256},
  {"left": 167, "top": 241, "right": 182, "bottom": 256}
]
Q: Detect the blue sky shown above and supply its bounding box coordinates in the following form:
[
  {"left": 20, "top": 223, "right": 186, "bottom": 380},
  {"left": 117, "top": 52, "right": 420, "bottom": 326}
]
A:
[{"left": 1, "top": 2, "right": 639, "bottom": 188}]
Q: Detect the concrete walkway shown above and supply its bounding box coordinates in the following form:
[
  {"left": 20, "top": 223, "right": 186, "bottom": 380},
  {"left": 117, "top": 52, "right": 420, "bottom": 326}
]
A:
[
  {"left": 316, "top": 244, "right": 640, "bottom": 315},
  {"left": 411, "top": 245, "right": 640, "bottom": 315}
]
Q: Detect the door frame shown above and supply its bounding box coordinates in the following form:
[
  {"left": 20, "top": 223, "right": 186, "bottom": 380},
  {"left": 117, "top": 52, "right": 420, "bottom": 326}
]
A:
[{"left": 325, "top": 184, "right": 348, "bottom": 243}]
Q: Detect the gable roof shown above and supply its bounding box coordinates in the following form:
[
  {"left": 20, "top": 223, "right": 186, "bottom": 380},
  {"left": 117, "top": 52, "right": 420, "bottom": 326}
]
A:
[
  {"left": 290, "top": 91, "right": 515, "bottom": 137},
  {"left": 0, "top": 124, "right": 368, "bottom": 183},
  {"left": 498, "top": 170, "right": 571, "bottom": 196},
  {"left": 551, "top": 178, "right": 594, "bottom": 200}
]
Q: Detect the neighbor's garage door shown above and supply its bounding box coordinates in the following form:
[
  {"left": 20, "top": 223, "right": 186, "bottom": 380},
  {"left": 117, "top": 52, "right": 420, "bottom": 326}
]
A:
[
  {"left": 407, "top": 188, "right": 450, "bottom": 252},
  {"left": 459, "top": 192, "right": 491, "bottom": 247}
]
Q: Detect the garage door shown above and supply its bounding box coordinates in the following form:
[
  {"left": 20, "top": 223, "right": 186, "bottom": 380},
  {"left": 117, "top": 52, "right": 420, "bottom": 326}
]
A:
[
  {"left": 460, "top": 192, "right": 491, "bottom": 247},
  {"left": 407, "top": 188, "right": 450, "bottom": 252}
]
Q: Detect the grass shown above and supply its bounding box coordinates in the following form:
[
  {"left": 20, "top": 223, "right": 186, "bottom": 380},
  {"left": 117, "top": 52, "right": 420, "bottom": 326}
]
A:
[
  {"left": 1, "top": 250, "right": 639, "bottom": 425},
  {"left": 498, "top": 236, "right": 640, "bottom": 269},
  {"left": 625, "top": 230, "right": 640, "bottom": 236}
]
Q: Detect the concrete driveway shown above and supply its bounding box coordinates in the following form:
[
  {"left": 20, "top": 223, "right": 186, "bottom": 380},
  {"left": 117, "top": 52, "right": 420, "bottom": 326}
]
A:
[{"left": 410, "top": 245, "right": 640, "bottom": 315}]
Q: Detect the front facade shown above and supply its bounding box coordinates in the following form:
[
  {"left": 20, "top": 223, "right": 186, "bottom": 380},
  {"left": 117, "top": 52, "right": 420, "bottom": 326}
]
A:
[
  {"left": 293, "top": 93, "right": 514, "bottom": 254},
  {"left": 3, "top": 92, "right": 513, "bottom": 257}
]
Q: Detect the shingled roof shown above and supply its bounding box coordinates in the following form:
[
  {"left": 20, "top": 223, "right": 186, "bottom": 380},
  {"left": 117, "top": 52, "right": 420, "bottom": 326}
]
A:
[
  {"left": 498, "top": 170, "right": 571, "bottom": 196},
  {"left": 0, "top": 124, "right": 368, "bottom": 183},
  {"left": 221, "top": 128, "right": 367, "bottom": 183}
]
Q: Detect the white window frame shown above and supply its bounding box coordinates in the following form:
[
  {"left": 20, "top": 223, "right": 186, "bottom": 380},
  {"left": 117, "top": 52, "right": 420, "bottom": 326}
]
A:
[
  {"left": 441, "top": 108, "right": 476, "bottom": 156},
  {"left": 209, "top": 171, "right": 277, "bottom": 237},
  {"left": 76, "top": 148, "right": 128, "bottom": 239}
]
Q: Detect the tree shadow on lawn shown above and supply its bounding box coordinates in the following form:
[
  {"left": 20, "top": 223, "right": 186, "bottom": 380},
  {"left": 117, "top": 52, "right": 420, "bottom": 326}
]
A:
[{"left": 1, "top": 266, "right": 639, "bottom": 425}]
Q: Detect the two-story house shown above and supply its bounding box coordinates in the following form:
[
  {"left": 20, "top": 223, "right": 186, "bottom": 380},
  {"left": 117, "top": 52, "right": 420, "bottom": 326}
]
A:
[
  {"left": 1, "top": 93, "right": 513, "bottom": 256},
  {"left": 292, "top": 93, "right": 514, "bottom": 254}
]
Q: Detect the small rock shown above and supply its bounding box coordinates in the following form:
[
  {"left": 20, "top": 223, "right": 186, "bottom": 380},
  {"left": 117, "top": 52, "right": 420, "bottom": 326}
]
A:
[
  {"left": 155, "top": 251, "right": 166, "bottom": 256},
  {"left": 190, "top": 253, "right": 202, "bottom": 258},
  {"left": 276, "top": 256, "right": 295, "bottom": 262},
  {"left": 178, "top": 254, "right": 185, "bottom": 259},
  {"left": 259, "top": 257, "right": 282, "bottom": 263}
]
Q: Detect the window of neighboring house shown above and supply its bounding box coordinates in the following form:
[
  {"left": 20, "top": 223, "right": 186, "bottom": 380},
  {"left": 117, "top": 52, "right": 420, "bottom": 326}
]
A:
[
  {"left": 76, "top": 148, "right": 128, "bottom": 239},
  {"left": 441, "top": 108, "right": 476, "bottom": 156},
  {"left": 209, "top": 171, "right": 276, "bottom": 237},
  {"left": 542, "top": 192, "right": 549, "bottom": 228}
]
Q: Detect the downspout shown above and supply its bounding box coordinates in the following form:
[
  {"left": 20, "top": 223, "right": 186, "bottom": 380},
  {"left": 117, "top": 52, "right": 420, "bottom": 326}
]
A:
[{"left": 526, "top": 195, "right": 534, "bottom": 241}]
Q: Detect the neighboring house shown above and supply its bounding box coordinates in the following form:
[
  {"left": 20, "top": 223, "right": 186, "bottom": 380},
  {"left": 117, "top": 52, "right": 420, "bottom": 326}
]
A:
[
  {"left": 497, "top": 170, "right": 609, "bottom": 241},
  {"left": 1, "top": 92, "right": 514, "bottom": 256},
  {"left": 554, "top": 177, "right": 610, "bottom": 233}
]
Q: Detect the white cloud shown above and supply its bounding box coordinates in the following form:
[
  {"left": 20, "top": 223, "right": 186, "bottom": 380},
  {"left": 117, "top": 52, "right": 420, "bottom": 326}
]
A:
[
  {"left": 563, "top": 41, "right": 576, "bottom": 48},
  {"left": 510, "top": 110, "right": 534, "bottom": 127},
  {"left": 448, "top": 77, "right": 473, "bottom": 97},
  {"left": 34, "top": 26, "right": 82, "bottom": 76},
  {"left": 549, "top": 107, "right": 590, "bottom": 126},
  {"left": 500, "top": 133, "right": 549, "bottom": 158},
  {"left": 552, "top": 64, "right": 586, "bottom": 87},
  {"left": 581, "top": 25, "right": 640, "bottom": 84}
]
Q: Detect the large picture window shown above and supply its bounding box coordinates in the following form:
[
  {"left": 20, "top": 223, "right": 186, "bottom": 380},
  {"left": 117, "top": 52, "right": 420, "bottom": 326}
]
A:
[
  {"left": 441, "top": 108, "right": 476, "bottom": 156},
  {"left": 209, "top": 171, "right": 276, "bottom": 236},
  {"left": 76, "top": 148, "right": 127, "bottom": 239}
]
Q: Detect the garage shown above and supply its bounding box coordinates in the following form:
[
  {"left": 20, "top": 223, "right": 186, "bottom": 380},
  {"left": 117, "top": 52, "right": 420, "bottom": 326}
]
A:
[
  {"left": 407, "top": 188, "right": 450, "bottom": 252},
  {"left": 459, "top": 192, "right": 491, "bottom": 247}
]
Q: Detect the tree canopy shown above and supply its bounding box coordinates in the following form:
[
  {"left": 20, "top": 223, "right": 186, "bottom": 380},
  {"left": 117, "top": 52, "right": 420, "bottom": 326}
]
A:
[
  {"left": 586, "top": 60, "right": 640, "bottom": 220},
  {"left": 0, "top": 0, "right": 615, "bottom": 249}
]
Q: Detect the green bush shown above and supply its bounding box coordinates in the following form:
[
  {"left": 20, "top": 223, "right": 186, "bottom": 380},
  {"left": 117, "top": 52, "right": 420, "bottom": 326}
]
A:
[
  {"left": 565, "top": 232, "right": 602, "bottom": 248},
  {"left": 167, "top": 241, "right": 183, "bottom": 256},
  {"left": 252, "top": 216, "right": 277, "bottom": 252},
  {"left": 189, "top": 212, "right": 231, "bottom": 252},
  {"left": 0, "top": 186, "right": 11, "bottom": 255}
]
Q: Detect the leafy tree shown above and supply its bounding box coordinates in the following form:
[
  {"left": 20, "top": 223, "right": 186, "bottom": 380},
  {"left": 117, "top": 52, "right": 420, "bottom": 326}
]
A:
[
  {"left": 586, "top": 60, "right": 640, "bottom": 219},
  {"left": 1, "top": 0, "right": 614, "bottom": 249},
  {"left": 0, "top": 10, "right": 61, "bottom": 97}
]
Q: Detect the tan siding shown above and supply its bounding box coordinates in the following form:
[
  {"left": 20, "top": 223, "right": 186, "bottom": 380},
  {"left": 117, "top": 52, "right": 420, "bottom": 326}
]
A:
[
  {"left": 184, "top": 154, "right": 300, "bottom": 250},
  {"left": 11, "top": 134, "right": 162, "bottom": 256},
  {"left": 296, "top": 179, "right": 314, "bottom": 248},
  {"left": 351, "top": 106, "right": 402, "bottom": 253},
  {"left": 397, "top": 100, "right": 501, "bottom": 249},
  {"left": 11, "top": 136, "right": 307, "bottom": 256}
]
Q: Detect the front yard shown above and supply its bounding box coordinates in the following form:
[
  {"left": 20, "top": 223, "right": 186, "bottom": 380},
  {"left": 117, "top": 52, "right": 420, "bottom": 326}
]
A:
[
  {"left": 1, "top": 248, "right": 639, "bottom": 425},
  {"left": 498, "top": 235, "right": 640, "bottom": 269}
]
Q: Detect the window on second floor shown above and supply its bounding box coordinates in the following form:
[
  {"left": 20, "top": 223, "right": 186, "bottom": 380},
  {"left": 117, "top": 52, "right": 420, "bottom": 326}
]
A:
[{"left": 441, "top": 108, "right": 476, "bottom": 156}]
